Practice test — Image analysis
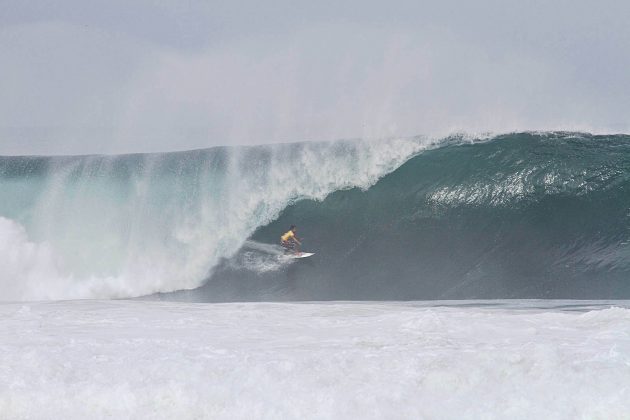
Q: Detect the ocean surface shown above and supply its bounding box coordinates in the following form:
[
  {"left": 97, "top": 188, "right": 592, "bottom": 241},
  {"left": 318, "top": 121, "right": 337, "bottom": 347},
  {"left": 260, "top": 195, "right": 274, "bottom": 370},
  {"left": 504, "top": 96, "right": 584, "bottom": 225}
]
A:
[
  {"left": 2, "top": 299, "right": 629, "bottom": 419},
  {"left": 1, "top": 132, "right": 630, "bottom": 301},
  {"left": 2, "top": 132, "right": 630, "bottom": 418}
]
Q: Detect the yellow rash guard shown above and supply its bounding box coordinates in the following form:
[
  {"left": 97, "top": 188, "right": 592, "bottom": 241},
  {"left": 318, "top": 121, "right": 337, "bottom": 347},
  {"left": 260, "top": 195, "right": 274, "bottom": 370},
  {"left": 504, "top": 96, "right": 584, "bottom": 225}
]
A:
[{"left": 281, "top": 230, "right": 295, "bottom": 242}]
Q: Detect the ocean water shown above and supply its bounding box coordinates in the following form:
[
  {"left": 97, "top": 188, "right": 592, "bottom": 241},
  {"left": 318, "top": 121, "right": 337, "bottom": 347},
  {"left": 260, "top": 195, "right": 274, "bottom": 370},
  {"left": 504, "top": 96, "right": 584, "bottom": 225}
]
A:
[
  {"left": 3, "top": 132, "right": 630, "bottom": 302},
  {"left": 1, "top": 300, "right": 629, "bottom": 419},
  {"left": 2, "top": 132, "right": 630, "bottom": 418}
]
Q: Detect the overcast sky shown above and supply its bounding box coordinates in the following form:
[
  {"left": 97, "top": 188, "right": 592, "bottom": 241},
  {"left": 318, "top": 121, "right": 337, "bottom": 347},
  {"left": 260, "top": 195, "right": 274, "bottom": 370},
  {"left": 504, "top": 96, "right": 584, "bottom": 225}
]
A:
[{"left": 1, "top": 0, "right": 629, "bottom": 155}]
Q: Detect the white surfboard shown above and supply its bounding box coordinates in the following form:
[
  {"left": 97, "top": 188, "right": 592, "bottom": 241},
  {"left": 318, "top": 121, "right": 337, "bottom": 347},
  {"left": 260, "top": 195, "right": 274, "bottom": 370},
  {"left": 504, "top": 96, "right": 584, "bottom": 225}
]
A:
[{"left": 287, "top": 252, "right": 315, "bottom": 259}]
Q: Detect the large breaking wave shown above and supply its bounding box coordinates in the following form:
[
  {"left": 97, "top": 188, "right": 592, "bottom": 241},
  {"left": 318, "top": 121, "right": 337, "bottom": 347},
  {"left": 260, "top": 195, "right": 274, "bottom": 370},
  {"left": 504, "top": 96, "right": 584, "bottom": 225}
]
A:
[
  {"left": 3, "top": 132, "right": 630, "bottom": 302},
  {"left": 170, "top": 132, "right": 630, "bottom": 301},
  {"left": 0, "top": 138, "right": 427, "bottom": 301}
]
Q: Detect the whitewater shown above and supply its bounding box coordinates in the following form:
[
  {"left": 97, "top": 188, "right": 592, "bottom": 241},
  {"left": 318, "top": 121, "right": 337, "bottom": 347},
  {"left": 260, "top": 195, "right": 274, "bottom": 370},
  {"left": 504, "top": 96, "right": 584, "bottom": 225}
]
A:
[
  {"left": 2, "top": 300, "right": 629, "bottom": 419},
  {"left": 3, "top": 132, "right": 630, "bottom": 419}
]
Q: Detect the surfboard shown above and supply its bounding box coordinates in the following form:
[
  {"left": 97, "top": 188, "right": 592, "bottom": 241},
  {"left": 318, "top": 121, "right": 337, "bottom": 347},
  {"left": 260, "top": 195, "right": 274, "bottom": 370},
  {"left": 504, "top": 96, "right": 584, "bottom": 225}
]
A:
[{"left": 287, "top": 252, "right": 315, "bottom": 259}]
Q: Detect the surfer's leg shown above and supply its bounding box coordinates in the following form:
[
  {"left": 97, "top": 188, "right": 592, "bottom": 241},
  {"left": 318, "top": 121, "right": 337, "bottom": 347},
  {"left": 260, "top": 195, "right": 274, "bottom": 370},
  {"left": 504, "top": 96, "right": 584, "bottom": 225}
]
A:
[{"left": 281, "top": 241, "right": 295, "bottom": 254}]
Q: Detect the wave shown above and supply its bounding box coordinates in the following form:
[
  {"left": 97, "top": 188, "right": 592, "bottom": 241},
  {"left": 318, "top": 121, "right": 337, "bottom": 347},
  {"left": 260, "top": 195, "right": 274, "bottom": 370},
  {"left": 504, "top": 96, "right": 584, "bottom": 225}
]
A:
[
  {"left": 170, "top": 132, "right": 630, "bottom": 301},
  {"left": 4, "top": 132, "right": 630, "bottom": 302},
  {"left": 0, "top": 138, "right": 429, "bottom": 301}
]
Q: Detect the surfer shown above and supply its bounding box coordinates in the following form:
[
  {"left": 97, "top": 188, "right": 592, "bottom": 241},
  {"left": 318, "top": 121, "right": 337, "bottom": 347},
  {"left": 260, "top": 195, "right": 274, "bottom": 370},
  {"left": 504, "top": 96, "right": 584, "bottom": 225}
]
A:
[{"left": 280, "top": 225, "right": 302, "bottom": 255}]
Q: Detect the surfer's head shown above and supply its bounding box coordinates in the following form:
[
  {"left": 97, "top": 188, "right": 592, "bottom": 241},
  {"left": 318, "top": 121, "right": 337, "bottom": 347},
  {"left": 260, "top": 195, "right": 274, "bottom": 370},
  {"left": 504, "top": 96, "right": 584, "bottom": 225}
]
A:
[{"left": 290, "top": 225, "right": 296, "bottom": 231}]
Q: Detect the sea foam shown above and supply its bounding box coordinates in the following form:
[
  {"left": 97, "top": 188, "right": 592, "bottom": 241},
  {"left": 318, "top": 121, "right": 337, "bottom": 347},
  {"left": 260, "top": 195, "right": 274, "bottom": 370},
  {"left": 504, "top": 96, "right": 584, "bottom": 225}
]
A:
[{"left": 1, "top": 300, "right": 628, "bottom": 419}]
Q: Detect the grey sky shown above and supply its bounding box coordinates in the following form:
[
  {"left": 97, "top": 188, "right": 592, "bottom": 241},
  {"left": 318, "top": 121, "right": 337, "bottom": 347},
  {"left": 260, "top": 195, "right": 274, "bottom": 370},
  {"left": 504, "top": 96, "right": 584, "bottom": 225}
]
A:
[{"left": 1, "top": 0, "right": 629, "bottom": 155}]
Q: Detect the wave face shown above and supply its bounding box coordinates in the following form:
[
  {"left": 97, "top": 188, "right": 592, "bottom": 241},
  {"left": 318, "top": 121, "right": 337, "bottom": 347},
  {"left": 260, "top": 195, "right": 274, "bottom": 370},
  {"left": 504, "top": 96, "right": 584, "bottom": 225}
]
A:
[
  {"left": 176, "top": 132, "right": 630, "bottom": 301},
  {"left": 0, "top": 139, "right": 427, "bottom": 301}
]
